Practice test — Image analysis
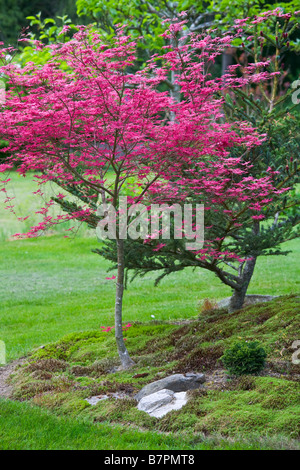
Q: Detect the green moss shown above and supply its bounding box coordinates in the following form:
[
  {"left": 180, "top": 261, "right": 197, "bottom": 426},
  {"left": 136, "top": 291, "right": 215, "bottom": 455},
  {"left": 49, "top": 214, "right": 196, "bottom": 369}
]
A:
[
  {"left": 59, "top": 397, "right": 91, "bottom": 416},
  {"left": 158, "top": 411, "right": 200, "bottom": 433},
  {"left": 182, "top": 377, "right": 300, "bottom": 438}
]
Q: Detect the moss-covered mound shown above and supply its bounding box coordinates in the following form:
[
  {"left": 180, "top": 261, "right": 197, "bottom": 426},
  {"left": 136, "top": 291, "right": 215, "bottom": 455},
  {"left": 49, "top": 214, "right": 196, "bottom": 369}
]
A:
[{"left": 8, "top": 294, "right": 300, "bottom": 440}]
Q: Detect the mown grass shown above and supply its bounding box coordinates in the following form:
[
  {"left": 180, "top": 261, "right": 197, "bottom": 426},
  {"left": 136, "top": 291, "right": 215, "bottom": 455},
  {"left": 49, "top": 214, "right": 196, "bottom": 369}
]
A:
[{"left": 0, "top": 398, "right": 199, "bottom": 450}]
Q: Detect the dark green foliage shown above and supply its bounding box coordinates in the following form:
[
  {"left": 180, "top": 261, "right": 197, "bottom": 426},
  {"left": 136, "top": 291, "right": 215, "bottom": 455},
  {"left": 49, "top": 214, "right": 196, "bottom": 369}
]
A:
[
  {"left": 0, "top": 0, "right": 79, "bottom": 45},
  {"left": 0, "top": 139, "right": 9, "bottom": 162},
  {"left": 221, "top": 341, "right": 267, "bottom": 376}
]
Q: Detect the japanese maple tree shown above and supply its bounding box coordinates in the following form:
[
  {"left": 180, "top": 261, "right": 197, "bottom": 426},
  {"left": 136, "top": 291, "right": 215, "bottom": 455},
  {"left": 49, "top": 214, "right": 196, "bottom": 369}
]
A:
[{"left": 0, "top": 19, "right": 289, "bottom": 366}]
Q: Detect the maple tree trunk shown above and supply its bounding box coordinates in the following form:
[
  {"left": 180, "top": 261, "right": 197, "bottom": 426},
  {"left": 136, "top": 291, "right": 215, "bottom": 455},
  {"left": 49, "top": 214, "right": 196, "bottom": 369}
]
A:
[
  {"left": 228, "top": 256, "right": 257, "bottom": 313},
  {"left": 115, "top": 239, "right": 135, "bottom": 369}
]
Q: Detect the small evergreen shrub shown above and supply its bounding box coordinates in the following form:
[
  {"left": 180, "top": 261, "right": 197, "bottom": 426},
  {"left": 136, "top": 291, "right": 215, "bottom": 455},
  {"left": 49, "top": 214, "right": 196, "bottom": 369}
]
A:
[{"left": 221, "top": 341, "right": 267, "bottom": 376}]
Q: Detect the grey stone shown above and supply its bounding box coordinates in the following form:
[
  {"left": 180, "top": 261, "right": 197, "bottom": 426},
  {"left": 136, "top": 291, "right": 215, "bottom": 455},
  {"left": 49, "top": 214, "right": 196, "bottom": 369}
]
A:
[
  {"left": 137, "top": 388, "right": 188, "bottom": 418},
  {"left": 135, "top": 373, "right": 205, "bottom": 401}
]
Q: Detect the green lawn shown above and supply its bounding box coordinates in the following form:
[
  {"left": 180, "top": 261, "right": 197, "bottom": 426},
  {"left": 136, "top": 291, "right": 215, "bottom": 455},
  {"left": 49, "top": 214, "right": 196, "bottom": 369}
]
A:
[{"left": 0, "top": 399, "right": 206, "bottom": 450}]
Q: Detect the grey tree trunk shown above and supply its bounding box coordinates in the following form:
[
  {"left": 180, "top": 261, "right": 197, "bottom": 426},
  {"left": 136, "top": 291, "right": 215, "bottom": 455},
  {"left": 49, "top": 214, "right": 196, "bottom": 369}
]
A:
[
  {"left": 170, "top": 69, "right": 181, "bottom": 102},
  {"left": 229, "top": 221, "right": 259, "bottom": 313},
  {"left": 221, "top": 49, "right": 234, "bottom": 76},
  {"left": 170, "top": 39, "right": 181, "bottom": 121},
  {"left": 115, "top": 238, "right": 135, "bottom": 369},
  {"left": 228, "top": 256, "right": 257, "bottom": 313}
]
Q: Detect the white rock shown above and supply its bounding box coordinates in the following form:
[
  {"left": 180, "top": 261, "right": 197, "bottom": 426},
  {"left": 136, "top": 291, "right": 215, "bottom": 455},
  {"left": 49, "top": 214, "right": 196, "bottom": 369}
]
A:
[
  {"left": 138, "top": 389, "right": 173, "bottom": 412},
  {"left": 137, "top": 388, "right": 188, "bottom": 418}
]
